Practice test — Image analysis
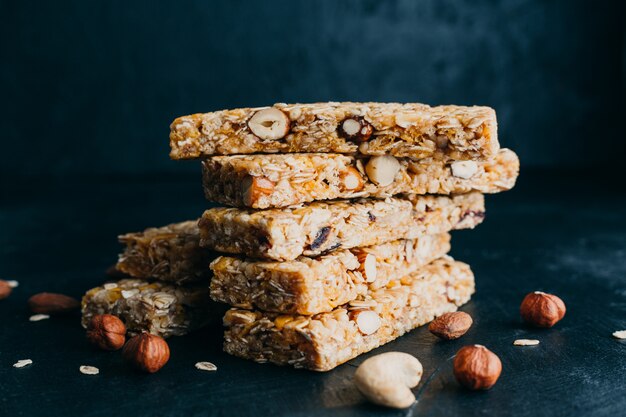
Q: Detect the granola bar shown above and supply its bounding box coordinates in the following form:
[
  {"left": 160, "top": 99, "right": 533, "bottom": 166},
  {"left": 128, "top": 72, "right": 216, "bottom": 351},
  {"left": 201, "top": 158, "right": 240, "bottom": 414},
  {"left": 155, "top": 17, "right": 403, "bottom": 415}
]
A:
[
  {"left": 223, "top": 256, "right": 474, "bottom": 371},
  {"left": 116, "top": 221, "right": 214, "bottom": 285},
  {"left": 201, "top": 149, "right": 518, "bottom": 208},
  {"left": 198, "top": 192, "right": 484, "bottom": 261},
  {"left": 81, "top": 279, "right": 213, "bottom": 338},
  {"left": 210, "top": 233, "right": 451, "bottom": 315},
  {"left": 170, "top": 102, "right": 498, "bottom": 160}
]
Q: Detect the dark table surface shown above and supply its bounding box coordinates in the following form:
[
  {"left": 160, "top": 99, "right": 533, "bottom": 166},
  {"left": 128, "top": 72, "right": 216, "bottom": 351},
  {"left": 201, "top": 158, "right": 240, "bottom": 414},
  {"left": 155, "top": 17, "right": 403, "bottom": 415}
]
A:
[{"left": 1, "top": 170, "right": 625, "bottom": 417}]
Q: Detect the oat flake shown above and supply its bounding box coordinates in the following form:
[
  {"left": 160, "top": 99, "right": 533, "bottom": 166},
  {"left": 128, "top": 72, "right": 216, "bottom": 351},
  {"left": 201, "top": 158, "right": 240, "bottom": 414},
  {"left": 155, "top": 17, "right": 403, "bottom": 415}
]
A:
[
  {"left": 195, "top": 362, "right": 217, "bottom": 372},
  {"left": 13, "top": 359, "right": 33, "bottom": 368},
  {"left": 29, "top": 314, "right": 50, "bottom": 322},
  {"left": 79, "top": 365, "right": 99, "bottom": 375},
  {"left": 513, "top": 339, "right": 540, "bottom": 346}
]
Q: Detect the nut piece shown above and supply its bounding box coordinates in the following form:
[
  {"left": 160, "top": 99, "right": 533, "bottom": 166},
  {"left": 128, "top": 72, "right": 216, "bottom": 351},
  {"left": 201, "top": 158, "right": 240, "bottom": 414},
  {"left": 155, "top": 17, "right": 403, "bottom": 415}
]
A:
[
  {"left": 86, "top": 314, "right": 127, "bottom": 351},
  {"left": 613, "top": 330, "right": 626, "bottom": 339},
  {"left": 513, "top": 339, "right": 540, "bottom": 346},
  {"left": 453, "top": 345, "right": 502, "bottom": 390},
  {"left": 28, "top": 292, "right": 80, "bottom": 314},
  {"left": 356, "top": 252, "right": 377, "bottom": 283},
  {"left": 195, "top": 361, "right": 217, "bottom": 371},
  {"left": 13, "top": 359, "right": 33, "bottom": 368},
  {"left": 242, "top": 176, "right": 275, "bottom": 206},
  {"left": 339, "top": 116, "right": 373, "bottom": 142},
  {"left": 339, "top": 167, "right": 365, "bottom": 192},
  {"left": 0, "top": 280, "right": 12, "bottom": 299},
  {"left": 354, "top": 352, "right": 423, "bottom": 409},
  {"left": 79, "top": 365, "right": 100, "bottom": 375},
  {"left": 351, "top": 310, "right": 381, "bottom": 335},
  {"left": 365, "top": 155, "right": 400, "bottom": 187},
  {"left": 29, "top": 314, "right": 50, "bottom": 322},
  {"left": 429, "top": 311, "right": 473, "bottom": 340},
  {"left": 123, "top": 333, "right": 170, "bottom": 373},
  {"left": 247, "top": 108, "right": 290, "bottom": 140},
  {"left": 520, "top": 291, "right": 566, "bottom": 328},
  {"left": 450, "top": 161, "right": 478, "bottom": 179}
]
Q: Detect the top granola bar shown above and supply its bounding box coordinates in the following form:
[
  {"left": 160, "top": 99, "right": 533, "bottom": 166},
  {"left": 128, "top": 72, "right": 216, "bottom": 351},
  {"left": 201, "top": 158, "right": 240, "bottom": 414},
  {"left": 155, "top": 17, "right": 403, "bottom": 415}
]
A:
[{"left": 170, "top": 102, "right": 499, "bottom": 160}]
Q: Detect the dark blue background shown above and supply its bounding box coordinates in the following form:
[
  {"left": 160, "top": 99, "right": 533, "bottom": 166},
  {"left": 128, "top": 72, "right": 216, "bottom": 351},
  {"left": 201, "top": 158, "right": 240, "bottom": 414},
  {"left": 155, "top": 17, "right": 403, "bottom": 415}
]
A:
[{"left": 1, "top": 0, "right": 624, "bottom": 178}]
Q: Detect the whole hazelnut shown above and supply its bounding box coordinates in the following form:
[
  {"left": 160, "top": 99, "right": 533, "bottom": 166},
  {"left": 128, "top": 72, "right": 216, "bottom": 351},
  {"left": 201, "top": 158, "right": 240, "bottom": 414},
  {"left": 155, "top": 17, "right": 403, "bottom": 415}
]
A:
[
  {"left": 453, "top": 345, "right": 502, "bottom": 390},
  {"left": 520, "top": 291, "right": 566, "bottom": 328},
  {"left": 123, "top": 333, "right": 170, "bottom": 373},
  {"left": 0, "top": 280, "right": 12, "bottom": 300},
  {"left": 86, "top": 314, "right": 126, "bottom": 351}
]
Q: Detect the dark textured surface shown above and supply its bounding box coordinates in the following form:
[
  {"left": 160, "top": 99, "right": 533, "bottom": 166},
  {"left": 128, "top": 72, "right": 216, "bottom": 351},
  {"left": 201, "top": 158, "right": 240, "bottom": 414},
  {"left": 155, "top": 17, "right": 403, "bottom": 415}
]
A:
[
  {"left": 1, "top": 171, "right": 625, "bottom": 416},
  {"left": 1, "top": 0, "right": 625, "bottom": 177}
]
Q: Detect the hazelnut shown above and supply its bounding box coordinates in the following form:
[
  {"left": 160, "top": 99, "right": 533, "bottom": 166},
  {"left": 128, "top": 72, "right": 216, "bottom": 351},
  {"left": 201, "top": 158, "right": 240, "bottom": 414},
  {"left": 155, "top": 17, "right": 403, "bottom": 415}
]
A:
[
  {"left": 339, "top": 116, "right": 373, "bottom": 142},
  {"left": 520, "top": 291, "right": 566, "bottom": 328},
  {"left": 350, "top": 310, "right": 381, "bottom": 335},
  {"left": 86, "top": 314, "right": 127, "bottom": 351},
  {"left": 365, "top": 155, "right": 400, "bottom": 187},
  {"left": 450, "top": 161, "right": 478, "bottom": 179},
  {"left": 123, "top": 333, "right": 170, "bottom": 373},
  {"left": 453, "top": 345, "right": 502, "bottom": 390},
  {"left": 429, "top": 311, "right": 473, "bottom": 340},
  {"left": 339, "top": 167, "right": 364, "bottom": 192},
  {"left": 247, "top": 108, "right": 290, "bottom": 140},
  {"left": 242, "top": 176, "right": 275, "bottom": 206},
  {"left": 0, "top": 280, "right": 12, "bottom": 300},
  {"left": 28, "top": 292, "right": 80, "bottom": 314}
]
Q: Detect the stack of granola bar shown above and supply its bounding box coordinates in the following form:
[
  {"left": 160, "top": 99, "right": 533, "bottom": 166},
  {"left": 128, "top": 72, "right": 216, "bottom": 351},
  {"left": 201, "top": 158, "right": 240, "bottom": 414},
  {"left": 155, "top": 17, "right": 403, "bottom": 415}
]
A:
[{"left": 82, "top": 102, "right": 519, "bottom": 371}]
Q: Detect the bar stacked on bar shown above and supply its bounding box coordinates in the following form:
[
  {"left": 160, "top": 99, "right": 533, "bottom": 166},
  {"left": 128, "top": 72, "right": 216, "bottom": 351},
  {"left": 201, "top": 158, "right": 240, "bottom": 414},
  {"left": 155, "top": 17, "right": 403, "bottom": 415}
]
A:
[{"left": 82, "top": 102, "right": 519, "bottom": 370}]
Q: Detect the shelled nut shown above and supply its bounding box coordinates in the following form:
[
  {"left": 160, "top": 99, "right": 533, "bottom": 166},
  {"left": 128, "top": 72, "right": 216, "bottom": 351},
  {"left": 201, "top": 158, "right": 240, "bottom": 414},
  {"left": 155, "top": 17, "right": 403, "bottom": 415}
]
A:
[
  {"left": 354, "top": 352, "right": 423, "bottom": 409},
  {"left": 365, "top": 155, "right": 400, "bottom": 187},
  {"left": 248, "top": 108, "right": 290, "bottom": 140},
  {"left": 339, "top": 167, "right": 364, "bottom": 191},
  {"left": 86, "top": 314, "right": 127, "bottom": 351},
  {"left": 0, "top": 280, "right": 12, "bottom": 299},
  {"left": 339, "top": 116, "right": 373, "bottom": 142},
  {"left": 453, "top": 344, "right": 502, "bottom": 390},
  {"left": 450, "top": 161, "right": 478, "bottom": 179},
  {"left": 355, "top": 252, "right": 377, "bottom": 283},
  {"left": 28, "top": 293, "right": 80, "bottom": 314},
  {"left": 520, "top": 291, "right": 566, "bottom": 328},
  {"left": 429, "top": 311, "right": 473, "bottom": 340},
  {"left": 123, "top": 333, "right": 170, "bottom": 373},
  {"left": 351, "top": 310, "right": 381, "bottom": 335}
]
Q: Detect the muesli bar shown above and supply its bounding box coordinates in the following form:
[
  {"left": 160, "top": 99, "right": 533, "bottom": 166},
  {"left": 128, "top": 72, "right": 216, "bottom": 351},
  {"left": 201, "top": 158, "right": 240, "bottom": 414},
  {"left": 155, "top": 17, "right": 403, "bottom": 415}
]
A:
[
  {"left": 116, "top": 221, "right": 214, "bottom": 285},
  {"left": 223, "top": 257, "right": 474, "bottom": 371},
  {"left": 202, "top": 149, "right": 518, "bottom": 208},
  {"left": 210, "top": 233, "right": 451, "bottom": 315},
  {"left": 198, "top": 192, "right": 484, "bottom": 261},
  {"left": 170, "top": 102, "right": 498, "bottom": 160},
  {"left": 81, "top": 279, "right": 213, "bottom": 338}
]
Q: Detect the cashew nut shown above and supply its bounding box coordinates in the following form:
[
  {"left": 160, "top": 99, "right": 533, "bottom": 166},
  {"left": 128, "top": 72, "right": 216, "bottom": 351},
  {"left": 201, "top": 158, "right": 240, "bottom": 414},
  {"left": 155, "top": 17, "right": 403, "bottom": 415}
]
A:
[{"left": 353, "top": 352, "right": 423, "bottom": 409}]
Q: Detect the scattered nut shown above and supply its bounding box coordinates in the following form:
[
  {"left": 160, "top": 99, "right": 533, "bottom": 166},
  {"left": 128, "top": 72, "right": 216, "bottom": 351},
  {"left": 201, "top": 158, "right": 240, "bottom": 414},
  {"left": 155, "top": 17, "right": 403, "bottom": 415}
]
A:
[
  {"left": 351, "top": 310, "right": 381, "bottom": 335},
  {"left": 29, "top": 314, "right": 50, "bottom": 322},
  {"left": 123, "top": 333, "right": 170, "bottom": 373},
  {"left": 242, "top": 176, "right": 275, "bottom": 206},
  {"left": 513, "top": 339, "right": 540, "bottom": 346},
  {"left": 195, "top": 361, "right": 217, "bottom": 372},
  {"left": 453, "top": 345, "right": 502, "bottom": 390},
  {"left": 450, "top": 161, "right": 478, "bottom": 179},
  {"left": 339, "top": 116, "right": 373, "bottom": 142},
  {"left": 354, "top": 352, "right": 423, "bottom": 409},
  {"left": 356, "top": 252, "right": 377, "bottom": 283},
  {"left": 339, "top": 167, "right": 365, "bottom": 192},
  {"left": 429, "top": 311, "right": 473, "bottom": 340},
  {"left": 248, "top": 108, "right": 290, "bottom": 140},
  {"left": 13, "top": 359, "right": 33, "bottom": 368},
  {"left": 79, "top": 365, "right": 99, "bottom": 375},
  {"left": 86, "top": 314, "right": 127, "bottom": 351},
  {"left": 612, "top": 330, "right": 626, "bottom": 339},
  {"left": 0, "top": 280, "right": 12, "bottom": 299},
  {"left": 6, "top": 280, "right": 19, "bottom": 288},
  {"left": 28, "top": 292, "right": 80, "bottom": 314},
  {"left": 520, "top": 291, "right": 566, "bottom": 328},
  {"left": 365, "top": 155, "right": 400, "bottom": 187}
]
